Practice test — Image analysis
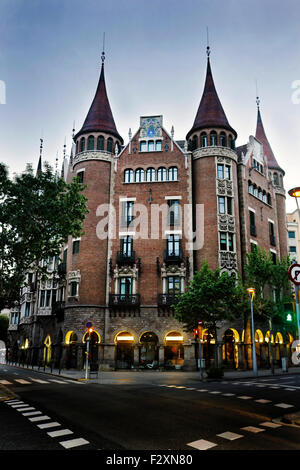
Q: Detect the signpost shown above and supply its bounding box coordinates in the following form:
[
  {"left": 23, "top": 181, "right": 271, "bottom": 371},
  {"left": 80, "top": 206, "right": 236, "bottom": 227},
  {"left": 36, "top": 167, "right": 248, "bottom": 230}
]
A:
[{"left": 288, "top": 264, "right": 300, "bottom": 341}]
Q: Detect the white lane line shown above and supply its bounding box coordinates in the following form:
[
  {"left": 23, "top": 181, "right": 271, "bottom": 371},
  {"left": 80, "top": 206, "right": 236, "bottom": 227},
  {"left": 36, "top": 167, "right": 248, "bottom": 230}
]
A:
[
  {"left": 187, "top": 439, "right": 217, "bottom": 450},
  {"left": 175, "top": 386, "right": 186, "bottom": 389},
  {"left": 217, "top": 432, "right": 244, "bottom": 441},
  {"left": 59, "top": 438, "right": 90, "bottom": 449},
  {"left": 37, "top": 422, "right": 61, "bottom": 429},
  {"left": 285, "top": 388, "right": 296, "bottom": 391},
  {"left": 22, "top": 411, "right": 42, "bottom": 417},
  {"left": 47, "top": 429, "right": 73, "bottom": 438},
  {"left": 28, "top": 415, "right": 51, "bottom": 422},
  {"left": 255, "top": 399, "right": 272, "bottom": 404},
  {"left": 274, "top": 403, "right": 294, "bottom": 409},
  {"left": 241, "top": 426, "right": 265, "bottom": 433},
  {"left": 259, "top": 422, "right": 282, "bottom": 428}
]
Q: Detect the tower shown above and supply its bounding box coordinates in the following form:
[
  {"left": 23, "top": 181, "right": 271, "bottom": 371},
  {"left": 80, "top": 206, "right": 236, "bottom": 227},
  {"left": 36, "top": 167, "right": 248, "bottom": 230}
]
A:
[
  {"left": 187, "top": 48, "right": 241, "bottom": 276},
  {"left": 255, "top": 100, "right": 287, "bottom": 258}
]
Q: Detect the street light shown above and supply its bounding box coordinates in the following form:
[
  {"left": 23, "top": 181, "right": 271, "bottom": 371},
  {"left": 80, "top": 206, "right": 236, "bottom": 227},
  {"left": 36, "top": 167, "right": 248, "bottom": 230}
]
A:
[{"left": 247, "top": 287, "right": 258, "bottom": 376}]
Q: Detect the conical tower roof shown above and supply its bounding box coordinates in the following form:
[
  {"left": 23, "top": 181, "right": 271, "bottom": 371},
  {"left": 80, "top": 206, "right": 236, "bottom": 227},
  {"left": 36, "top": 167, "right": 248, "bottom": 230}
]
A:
[
  {"left": 75, "top": 62, "right": 123, "bottom": 144},
  {"left": 255, "top": 105, "right": 284, "bottom": 174},
  {"left": 186, "top": 56, "right": 237, "bottom": 140}
]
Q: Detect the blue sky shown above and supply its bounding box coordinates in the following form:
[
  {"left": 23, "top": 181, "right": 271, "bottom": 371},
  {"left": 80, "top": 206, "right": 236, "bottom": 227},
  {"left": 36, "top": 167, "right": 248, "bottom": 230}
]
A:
[{"left": 1, "top": 0, "right": 300, "bottom": 212}]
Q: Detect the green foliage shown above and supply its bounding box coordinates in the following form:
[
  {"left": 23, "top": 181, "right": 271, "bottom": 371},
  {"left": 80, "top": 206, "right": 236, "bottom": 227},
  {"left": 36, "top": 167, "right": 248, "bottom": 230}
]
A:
[
  {"left": 0, "top": 162, "right": 89, "bottom": 309},
  {"left": 0, "top": 314, "right": 9, "bottom": 342},
  {"left": 174, "top": 261, "right": 242, "bottom": 334}
]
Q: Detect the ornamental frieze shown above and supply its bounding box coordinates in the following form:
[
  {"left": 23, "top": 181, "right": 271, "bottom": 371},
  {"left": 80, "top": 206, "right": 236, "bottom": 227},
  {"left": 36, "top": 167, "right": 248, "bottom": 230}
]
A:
[
  {"left": 73, "top": 150, "right": 113, "bottom": 167},
  {"left": 193, "top": 147, "right": 237, "bottom": 162},
  {"left": 219, "top": 251, "right": 237, "bottom": 270}
]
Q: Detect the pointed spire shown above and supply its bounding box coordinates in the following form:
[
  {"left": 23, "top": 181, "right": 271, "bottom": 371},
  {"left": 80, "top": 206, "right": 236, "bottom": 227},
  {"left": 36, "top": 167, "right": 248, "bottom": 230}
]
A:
[
  {"left": 255, "top": 99, "right": 284, "bottom": 174},
  {"left": 36, "top": 138, "right": 43, "bottom": 175},
  {"left": 75, "top": 38, "right": 123, "bottom": 144},
  {"left": 186, "top": 52, "right": 237, "bottom": 140}
]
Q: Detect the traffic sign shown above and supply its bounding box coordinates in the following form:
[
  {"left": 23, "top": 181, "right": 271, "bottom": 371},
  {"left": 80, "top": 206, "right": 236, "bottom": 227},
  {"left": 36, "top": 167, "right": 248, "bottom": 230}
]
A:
[
  {"left": 288, "top": 263, "right": 300, "bottom": 285},
  {"left": 86, "top": 322, "right": 93, "bottom": 328}
]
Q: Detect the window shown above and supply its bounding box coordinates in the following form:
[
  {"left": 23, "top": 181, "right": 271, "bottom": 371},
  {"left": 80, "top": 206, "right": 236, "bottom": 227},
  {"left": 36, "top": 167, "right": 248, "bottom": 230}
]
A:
[
  {"left": 219, "top": 132, "right": 227, "bottom": 147},
  {"left": 87, "top": 135, "right": 94, "bottom": 150},
  {"left": 146, "top": 168, "right": 156, "bottom": 182},
  {"left": 70, "top": 281, "right": 78, "bottom": 297},
  {"left": 119, "top": 277, "right": 132, "bottom": 296},
  {"left": 290, "top": 246, "right": 297, "bottom": 253},
  {"left": 80, "top": 137, "right": 85, "bottom": 152},
  {"left": 288, "top": 231, "right": 296, "bottom": 239},
  {"left": 107, "top": 138, "right": 113, "bottom": 153},
  {"left": 258, "top": 188, "right": 263, "bottom": 200},
  {"left": 140, "top": 141, "right": 147, "bottom": 152},
  {"left": 271, "top": 252, "right": 277, "bottom": 264},
  {"left": 192, "top": 135, "right": 198, "bottom": 150},
  {"left": 167, "top": 276, "right": 181, "bottom": 295},
  {"left": 156, "top": 140, "right": 162, "bottom": 151},
  {"left": 97, "top": 135, "right": 104, "bottom": 150},
  {"left": 167, "top": 234, "right": 180, "bottom": 256},
  {"left": 168, "top": 200, "right": 180, "bottom": 226},
  {"left": 225, "top": 165, "right": 231, "bottom": 180},
  {"left": 263, "top": 191, "right": 267, "bottom": 204},
  {"left": 73, "top": 240, "right": 80, "bottom": 254},
  {"left": 248, "top": 181, "right": 253, "bottom": 194},
  {"left": 228, "top": 233, "right": 234, "bottom": 252},
  {"left": 218, "top": 196, "right": 226, "bottom": 214},
  {"left": 122, "top": 201, "right": 134, "bottom": 226},
  {"left": 157, "top": 167, "right": 167, "bottom": 182},
  {"left": 148, "top": 141, "right": 154, "bottom": 152},
  {"left": 253, "top": 185, "right": 258, "bottom": 198},
  {"left": 40, "top": 290, "right": 45, "bottom": 307},
  {"left": 251, "top": 242, "right": 257, "bottom": 253},
  {"left": 124, "top": 169, "right": 134, "bottom": 183},
  {"left": 249, "top": 211, "right": 256, "bottom": 236},
  {"left": 219, "top": 232, "right": 227, "bottom": 251},
  {"left": 168, "top": 167, "right": 178, "bottom": 181},
  {"left": 46, "top": 289, "right": 51, "bottom": 307},
  {"left": 227, "top": 197, "right": 232, "bottom": 215},
  {"left": 121, "top": 236, "right": 133, "bottom": 255},
  {"left": 267, "top": 193, "right": 272, "bottom": 206},
  {"left": 269, "top": 222, "right": 276, "bottom": 246},
  {"left": 25, "top": 302, "right": 30, "bottom": 317},
  {"left": 135, "top": 168, "right": 145, "bottom": 182},
  {"left": 210, "top": 131, "right": 217, "bottom": 146},
  {"left": 76, "top": 171, "right": 84, "bottom": 183},
  {"left": 217, "top": 164, "right": 224, "bottom": 179},
  {"left": 200, "top": 132, "right": 208, "bottom": 147},
  {"left": 273, "top": 173, "right": 279, "bottom": 185}
]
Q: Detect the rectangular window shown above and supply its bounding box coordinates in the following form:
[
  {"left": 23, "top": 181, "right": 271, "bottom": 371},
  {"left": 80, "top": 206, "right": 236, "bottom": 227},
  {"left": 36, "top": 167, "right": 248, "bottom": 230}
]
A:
[
  {"left": 249, "top": 210, "right": 256, "bottom": 236},
  {"left": 218, "top": 196, "right": 226, "bottom": 214},
  {"left": 289, "top": 246, "right": 297, "bottom": 253},
  {"left": 167, "top": 276, "right": 181, "bottom": 294},
  {"left": 121, "top": 236, "right": 133, "bottom": 255},
  {"left": 70, "top": 281, "right": 78, "bottom": 297},
  {"left": 40, "top": 290, "right": 45, "bottom": 307},
  {"left": 167, "top": 234, "right": 180, "bottom": 256},
  {"left": 45, "top": 289, "right": 51, "bottom": 307},
  {"left": 219, "top": 232, "right": 227, "bottom": 251},
  {"left": 77, "top": 171, "right": 84, "bottom": 183},
  {"left": 119, "top": 277, "right": 132, "bottom": 296},
  {"left": 288, "top": 231, "right": 296, "bottom": 239},
  {"left": 227, "top": 197, "right": 232, "bottom": 215},
  {"left": 228, "top": 233, "right": 234, "bottom": 252},
  {"left": 122, "top": 201, "right": 134, "bottom": 226},
  {"left": 217, "top": 164, "right": 224, "bottom": 179},
  {"left": 269, "top": 222, "right": 276, "bottom": 246},
  {"left": 225, "top": 165, "right": 231, "bottom": 180},
  {"left": 25, "top": 302, "right": 30, "bottom": 317},
  {"left": 271, "top": 252, "right": 277, "bottom": 264},
  {"left": 73, "top": 240, "right": 80, "bottom": 254},
  {"left": 251, "top": 242, "right": 257, "bottom": 253},
  {"left": 168, "top": 200, "right": 180, "bottom": 226}
]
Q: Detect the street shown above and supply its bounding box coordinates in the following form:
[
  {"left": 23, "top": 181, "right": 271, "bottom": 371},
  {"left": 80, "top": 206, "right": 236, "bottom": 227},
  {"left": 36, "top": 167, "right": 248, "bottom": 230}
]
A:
[{"left": 1, "top": 364, "right": 300, "bottom": 456}]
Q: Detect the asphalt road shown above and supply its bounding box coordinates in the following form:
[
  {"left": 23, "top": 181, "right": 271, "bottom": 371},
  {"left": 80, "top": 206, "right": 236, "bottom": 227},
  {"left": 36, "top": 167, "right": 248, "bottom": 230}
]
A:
[{"left": 1, "top": 364, "right": 300, "bottom": 456}]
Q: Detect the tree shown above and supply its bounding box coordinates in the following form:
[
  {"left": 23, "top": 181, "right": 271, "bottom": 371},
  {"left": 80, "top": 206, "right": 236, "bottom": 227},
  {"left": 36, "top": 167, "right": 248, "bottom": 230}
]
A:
[
  {"left": 0, "top": 162, "right": 88, "bottom": 309},
  {"left": 174, "top": 261, "right": 242, "bottom": 365}
]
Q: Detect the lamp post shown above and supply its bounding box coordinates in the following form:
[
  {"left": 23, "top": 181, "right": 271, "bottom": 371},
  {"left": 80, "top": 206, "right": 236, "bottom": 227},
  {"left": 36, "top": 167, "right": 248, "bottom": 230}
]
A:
[{"left": 247, "top": 287, "right": 258, "bottom": 376}]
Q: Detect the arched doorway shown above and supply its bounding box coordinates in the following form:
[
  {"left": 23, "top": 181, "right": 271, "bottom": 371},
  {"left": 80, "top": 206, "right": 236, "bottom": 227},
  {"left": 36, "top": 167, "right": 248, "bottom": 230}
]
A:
[
  {"left": 139, "top": 332, "right": 159, "bottom": 369},
  {"left": 0, "top": 340, "right": 6, "bottom": 364},
  {"left": 164, "top": 331, "right": 184, "bottom": 369},
  {"left": 83, "top": 330, "right": 101, "bottom": 371},
  {"left": 115, "top": 331, "right": 134, "bottom": 369},
  {"left": 222, "top": 329, "right": 239, "bottom": 369},
  {"left": 65, "top": 331, "right": 78, "bottom": 369}
]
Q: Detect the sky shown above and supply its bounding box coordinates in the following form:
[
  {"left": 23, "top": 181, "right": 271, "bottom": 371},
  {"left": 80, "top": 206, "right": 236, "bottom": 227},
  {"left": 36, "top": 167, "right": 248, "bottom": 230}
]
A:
[{"left": 0, "top": 0, "right": 300, "bottom": 213}]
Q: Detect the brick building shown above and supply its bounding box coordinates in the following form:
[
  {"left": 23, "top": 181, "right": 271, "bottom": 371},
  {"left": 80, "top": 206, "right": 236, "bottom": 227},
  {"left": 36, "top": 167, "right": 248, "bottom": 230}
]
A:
[{"left": 8, "top": 48, "right": 292, "bottom": 371}]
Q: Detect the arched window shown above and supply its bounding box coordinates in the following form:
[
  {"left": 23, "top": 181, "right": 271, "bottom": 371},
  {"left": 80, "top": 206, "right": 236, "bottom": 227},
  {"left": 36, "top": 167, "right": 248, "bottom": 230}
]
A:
[
  {"left": 192, "top": 135, "right": 198, "bottom": 150},
  {"left": 262, "top": 191, "right": 267, "bottom": 203},
  {"left": 87, "top": 135, "right": 94, "bottom": 150},
  {"left": 267, "top": 193, "right": 272, "bottom": 206},
  {"left": 156, "top": 140, "right": 162, "bottom": 151},
  {"left": 200, "top": 132, "right": 208, "bottom": 147},
  {"left": 97, "top": 135, "right": 104, "bottom": 150},
  {"left": 76, "top": 141, "right": 79, "bottom": 154},
  {"left": 80, "top": 137, "right": 85, "bottom": 152},
  {"left": 140, "top": 141, "right": 147, "bottom": 152},
  {"left": 157, "top": 167, "right": 167, "bottom": 182},
  {"left": 124, "top": 169, "right": 134, "bottom": 183},
  {"left": 258, "top": 187, "right": 263, "bottom": 200},
  {"left": 219, "top": 132, "right": 227, "bottom": 147},
  {"left": 146, "top": 168, "right": 156, "bottom": 182},
  {"left": 107, "top": 138, "right": 113, "bottom": 153},
  {"left": 280, "top": 174, "right": 283, "bottom": 187},
  {"left": 168, "top": 166, "right": 178, "bottom": 181},
  {"left": 135, "top": 168, "right": 145, "bottom": 182},
  {"left": 248, "top": 181, "right": 253, "bottom": 194},
  {"left": 253, "top": 184, "right": 258, "bottom": 197},
  {"left": 148, "top": 141, "right": 154, "bottom": 152},
  {"left": 210, "top": 131, "right": 217, "bottom": 146},
  {"left": 273, "top": 172, "right": 279, "bottom": 186}
]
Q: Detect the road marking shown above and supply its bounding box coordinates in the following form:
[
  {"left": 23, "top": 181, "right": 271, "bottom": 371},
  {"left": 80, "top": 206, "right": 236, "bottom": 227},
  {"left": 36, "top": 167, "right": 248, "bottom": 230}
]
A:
[
  {"left": 187, "top": 439, "right": 217, "bottom": 450},
  {"left": 37, "top": 422, "right": 61, "bottom": 429},
  {"left": 47, "top": 429, "right": 73, "bottom": 438},
  {"left": 285, "top": 388, "right": 296, "bottom": 391},
  {"left": 59, "top": 438, "right": 90, "bottom": 449},
  {"left": 237, "top": 396, "right": 252, "bottom": 400},
  {"left": 241, "top": 426, "right": 265, "bottom": 433},
  {"left": 259, "top": 422, "right": 282, "bottom": 428},
  {"left": 255, "top": 399, "right": 272, "bottom": 404},
  {"left": 28, "top": 415, "right": 51, "bottom": 422},
  {"left": 0, "top": 380, "right": 12, "bottom": 385},
  {"left": 223, "top": 393, "right": 235, "bottom": 396},
  {"left": 22, "top": 411, "right": 42, "bottom": 417},
  {"left": 10, "top": 403, "right": 27, "bottom": 408},
  {"left": 186, "top": 388, "right": 196, "bottom": 390},
  {"left": 175, "top": 386, "right": 186, "bottom": 389},
  {"left": 274, "top": 403, "right": 294, "bottom": 409},
  {"left": 210, "top": 391, "right": 221, "bottom": 394},
  {"left": 15, "top": 379, "right": 31, "bottom": 384},
  {"left": 29, "top": 379, "right": 49, "bottom": 384},
  {"left": 16, "top": 407, "right": 36, "bottom": 412},
  {"left": 217, "top": 432, "right": 244, "bottom": 441},
  {"left": 6, "top": 400, "right": 24, "bottom": 405},
  {"left": 48, "top": 379, "right": 67, "bottom": 384},
  {"left": 197, "top": 389, "right": 208, "bottom": 392}
]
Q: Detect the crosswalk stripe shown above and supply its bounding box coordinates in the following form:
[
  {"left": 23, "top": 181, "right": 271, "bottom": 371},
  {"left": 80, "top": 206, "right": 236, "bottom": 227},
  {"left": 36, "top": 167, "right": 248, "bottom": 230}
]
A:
[
  {"left": 15, "top": 379, "right": 31, "bottom": 384},
  {"left": 17, "top": 407, "right": 36, "bottom": 412},
  {"left": 241, "top": 426, "right": 265, "bottom": 433},
  {"left": 37, "top": 422, "right": 61, "bottom": 429},
  {"left": 217, "top": 431, "right": 243, "bottom": 441},
  {"left": 28, "top": 415, "right": 51, "bottom": 422},
  {"left": 59, "top": 438, "right": 90, "bottom": 449},
  {"left": 187, "top": 439, "right": 217, "bottom": 450},
  {"left": 22, "top": 411, "right": 42, "bottom": 417},
  {"left": 47, "top": 429, "right": 73, "bottom": 438},
  {"left": 0, "top": 380, "right": 12, "bottom": 385}
]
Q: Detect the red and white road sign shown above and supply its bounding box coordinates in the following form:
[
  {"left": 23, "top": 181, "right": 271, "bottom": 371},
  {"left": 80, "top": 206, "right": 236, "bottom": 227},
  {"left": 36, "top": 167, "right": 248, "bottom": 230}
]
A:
[{"left": 288, "top": 263, "right": 300, "bottom": 285}]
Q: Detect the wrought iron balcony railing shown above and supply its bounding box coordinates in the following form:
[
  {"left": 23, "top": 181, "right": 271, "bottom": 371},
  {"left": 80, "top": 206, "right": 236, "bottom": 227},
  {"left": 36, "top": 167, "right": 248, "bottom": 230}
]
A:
[
  {"left": 157, "top": 293, "right": 181, "bottom": 307},
  {"left": 163, "top": 248, "right": 183, "bottom": 264},
  {"left": 116, "top": 251, "right": 136, "bottom": 265},
  {"left": 109, "top": 294, "right": 140, "bottom": 308}
]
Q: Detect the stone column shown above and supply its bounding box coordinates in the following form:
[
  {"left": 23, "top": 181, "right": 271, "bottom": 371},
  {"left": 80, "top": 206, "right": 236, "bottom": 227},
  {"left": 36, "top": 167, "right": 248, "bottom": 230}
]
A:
[
  {"left": 133, "top": 345, "right": 140, "bottom": 369},
  {"left": 158, "top": 345, "right": 164, "bottom": 369}
]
